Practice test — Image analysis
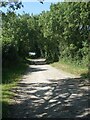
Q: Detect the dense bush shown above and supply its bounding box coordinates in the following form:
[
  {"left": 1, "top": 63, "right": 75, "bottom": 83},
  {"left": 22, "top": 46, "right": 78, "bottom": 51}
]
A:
[{"left": 37, "top": 2, "right": 89, "bottom": 64}]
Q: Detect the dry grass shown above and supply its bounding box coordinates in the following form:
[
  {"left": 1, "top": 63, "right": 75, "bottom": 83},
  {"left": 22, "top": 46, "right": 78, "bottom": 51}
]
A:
[{"left": 51, "top": 60, "right": 88, "bottom": 77}]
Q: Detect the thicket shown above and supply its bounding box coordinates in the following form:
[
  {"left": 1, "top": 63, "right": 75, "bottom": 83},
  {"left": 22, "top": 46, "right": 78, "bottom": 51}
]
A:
[
  {"left": 39, "top": 2, "right": 89, "bottom": 65},
  {"left": 2, "top": 2, "right": 90, "bottom": 67}
]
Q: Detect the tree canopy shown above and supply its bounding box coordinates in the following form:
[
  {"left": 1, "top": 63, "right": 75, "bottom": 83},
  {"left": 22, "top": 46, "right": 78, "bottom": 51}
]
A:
[{"left": 1, "top": 2, "right": 90, "bottom": 66}]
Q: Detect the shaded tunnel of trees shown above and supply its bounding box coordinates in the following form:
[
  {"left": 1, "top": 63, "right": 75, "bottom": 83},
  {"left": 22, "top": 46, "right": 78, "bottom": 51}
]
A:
[
  {"left": 1, "top": 2, "right": 89, "bottom": 67},
  {"left": 1, "top": 1, "right": 90, "bottom": 118}
]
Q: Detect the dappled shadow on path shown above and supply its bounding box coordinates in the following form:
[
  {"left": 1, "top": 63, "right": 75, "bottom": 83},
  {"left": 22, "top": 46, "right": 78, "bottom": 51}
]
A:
[
  {"left": 22, "top": 65, "right": 48, "bottom": 76},
  {"left": 26, "top": 66, "right": 47, "bottom": 73},
  {"left": 4, "top": 78, "right": 90, "bottom": 118},
  {"left": 26, "top": 59, "right": 46, "bottom": 65}
]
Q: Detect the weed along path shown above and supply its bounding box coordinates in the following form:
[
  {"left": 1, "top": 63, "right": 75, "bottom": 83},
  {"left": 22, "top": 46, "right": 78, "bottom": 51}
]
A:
[{"left": 7, "top": 59, "right": 89, "bottom": 118}]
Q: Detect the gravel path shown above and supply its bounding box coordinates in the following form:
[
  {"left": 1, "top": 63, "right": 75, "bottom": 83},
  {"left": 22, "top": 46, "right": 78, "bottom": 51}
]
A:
[{"left": 7, "top": 59, "right": 90, "bottom": 118}]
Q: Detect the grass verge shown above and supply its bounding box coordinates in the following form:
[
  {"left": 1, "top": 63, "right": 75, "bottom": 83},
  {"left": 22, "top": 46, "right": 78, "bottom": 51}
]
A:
[
  {"left": 2, "top": 62, "right": 28, "bottom": 117},
  {"left": 51, "top": 60, "right": 88, "bottom": 78}
]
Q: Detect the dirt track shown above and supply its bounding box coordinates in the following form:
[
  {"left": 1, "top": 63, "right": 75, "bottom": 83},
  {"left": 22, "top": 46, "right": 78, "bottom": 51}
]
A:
[{"left": 7, "top": 59, "right": 90, "bottom": 118}]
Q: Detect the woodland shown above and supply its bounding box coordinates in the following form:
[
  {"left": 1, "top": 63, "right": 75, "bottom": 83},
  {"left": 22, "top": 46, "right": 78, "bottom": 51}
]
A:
[
  {"left": 0, "top": 1, "right": 90, "bottom": 118},
  {"left": 2, "top": 2, "right": 89, "bottom": 67}
]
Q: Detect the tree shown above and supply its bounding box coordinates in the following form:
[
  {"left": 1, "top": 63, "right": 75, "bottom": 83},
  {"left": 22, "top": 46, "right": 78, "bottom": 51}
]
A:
[{"left": 0, "top": 0, "right": 23, "bottom": 12}]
